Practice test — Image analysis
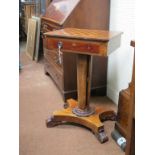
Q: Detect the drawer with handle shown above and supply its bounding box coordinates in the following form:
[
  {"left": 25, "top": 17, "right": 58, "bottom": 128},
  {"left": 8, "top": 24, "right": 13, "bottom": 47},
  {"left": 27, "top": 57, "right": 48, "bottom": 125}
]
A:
[{"left": 44, "top": 37, "right": 107, "bottom": 56}]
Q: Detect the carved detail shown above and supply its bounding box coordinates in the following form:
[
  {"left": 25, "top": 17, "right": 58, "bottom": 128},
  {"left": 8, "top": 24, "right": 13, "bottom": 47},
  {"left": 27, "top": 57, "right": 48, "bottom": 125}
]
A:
[
  {"left": 46, "top": 116, "right": 62, "bottom": 127},
  {"left": 99, "top": 110, "right": 117, "bottom": 122}
]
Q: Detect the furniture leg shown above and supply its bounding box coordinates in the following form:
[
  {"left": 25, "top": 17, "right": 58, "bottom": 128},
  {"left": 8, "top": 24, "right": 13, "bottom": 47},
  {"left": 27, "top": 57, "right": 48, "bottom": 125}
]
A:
[{"left": 72, "top": 54, "right": 95, "bottom": 116}]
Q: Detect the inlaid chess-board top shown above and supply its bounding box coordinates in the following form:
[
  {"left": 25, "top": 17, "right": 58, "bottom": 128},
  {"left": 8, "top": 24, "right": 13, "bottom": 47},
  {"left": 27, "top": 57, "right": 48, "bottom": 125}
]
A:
[
  {"left": 44, "top": 28, "right": 122, "bottom": 42},
  {"left": 44, "top": 28, "right": 122, "bottom": 56}
]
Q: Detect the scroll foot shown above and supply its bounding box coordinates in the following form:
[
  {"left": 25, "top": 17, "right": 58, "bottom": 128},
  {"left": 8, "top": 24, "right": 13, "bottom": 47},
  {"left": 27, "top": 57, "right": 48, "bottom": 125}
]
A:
[{"left": 46, "top": 116, "right": 62, "bottom": 127}]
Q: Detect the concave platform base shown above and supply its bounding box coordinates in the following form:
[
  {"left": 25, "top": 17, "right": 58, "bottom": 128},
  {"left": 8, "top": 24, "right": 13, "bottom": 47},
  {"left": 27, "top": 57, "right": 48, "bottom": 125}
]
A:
[{"left": 46, "top": 99, "right": 116, "bottom": 143}]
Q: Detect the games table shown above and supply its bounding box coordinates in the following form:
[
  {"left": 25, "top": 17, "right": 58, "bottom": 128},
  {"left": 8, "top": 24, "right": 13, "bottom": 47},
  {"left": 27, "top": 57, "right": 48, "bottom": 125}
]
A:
[{"left": 44, "top": 28, "right": 122, "bottom": 143}]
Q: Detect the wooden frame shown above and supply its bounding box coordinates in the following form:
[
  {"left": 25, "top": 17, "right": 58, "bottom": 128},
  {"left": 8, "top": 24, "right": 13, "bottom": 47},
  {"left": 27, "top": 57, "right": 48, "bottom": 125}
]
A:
[
  {"left": 32, "top": 16, "right": 41, "bottom": 62},
  {"left": 26, "top": 18, "right": 37, "bottom": 60}
]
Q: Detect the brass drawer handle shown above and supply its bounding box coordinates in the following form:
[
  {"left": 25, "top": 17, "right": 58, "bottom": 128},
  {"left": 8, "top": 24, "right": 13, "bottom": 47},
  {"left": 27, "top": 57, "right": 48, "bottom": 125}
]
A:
[{"left": 57, "top": 41, "right": 63, "bottom": 65}]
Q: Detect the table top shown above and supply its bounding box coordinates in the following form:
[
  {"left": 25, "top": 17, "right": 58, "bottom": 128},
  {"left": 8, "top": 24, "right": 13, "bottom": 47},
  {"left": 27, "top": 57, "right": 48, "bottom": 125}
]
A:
[{"left": 44, "top": 28, "right": 122, "bottom": 42}]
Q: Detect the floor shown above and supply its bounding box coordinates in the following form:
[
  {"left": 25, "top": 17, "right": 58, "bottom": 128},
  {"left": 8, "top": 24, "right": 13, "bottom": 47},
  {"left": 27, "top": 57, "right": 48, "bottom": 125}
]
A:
[{"left": 19, "top": 42, "right": 124, "bottom": 155}]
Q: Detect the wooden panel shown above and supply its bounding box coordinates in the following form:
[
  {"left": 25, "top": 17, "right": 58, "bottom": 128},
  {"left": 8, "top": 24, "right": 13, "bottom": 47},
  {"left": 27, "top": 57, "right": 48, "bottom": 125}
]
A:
[
  {"left": 64, "top": 0, "right": 110, "bottom": 30},
  {"left": 44, "top": 48, "right": 63, "bottom": 70},
  {"left": 77, "top": 55, "right": 88, "bottom": 109},
  {"left": 125, "top": 40, "right": 135, "bottom": 155},
  {"left": 112, "top": 41, "right": 135, "bottom": 154},
  {"left": 42, "top": 0, "right": 80, "bottom": 25},
  {"left": 45, "top": 37, "right": 104, "bottom": 56},
  {"left": 41, "top": 20, "right": 60, "bottom": 33},
  {"left": 115, "top": 88, "right": 130, "bottom": 137},
  {"left": 32, "top": 16, "right": 41, "bottom": 62},
  {"left": 44, "top": 58, "right": 63, "bottom": 91},
  {"left": 91, "top": 56, "right": 107, "bottom": 93},
  {"left": 23, "top": 2, "right": 37, "bottom": 34},
  {"left": 45, "top": 28, "right": 121, "bottom": 42},
  {"left": 26, "top": 18, "right": 37, "bottom": 60}
]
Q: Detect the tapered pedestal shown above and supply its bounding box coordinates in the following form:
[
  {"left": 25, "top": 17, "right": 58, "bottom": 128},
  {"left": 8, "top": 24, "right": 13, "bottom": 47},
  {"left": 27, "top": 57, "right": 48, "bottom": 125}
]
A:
[
  {"left": 46, "top": 99, "right": 116, "bottom": 143},
  {"left": 44, "top": 29, "right": 122, "bottom": 144}
]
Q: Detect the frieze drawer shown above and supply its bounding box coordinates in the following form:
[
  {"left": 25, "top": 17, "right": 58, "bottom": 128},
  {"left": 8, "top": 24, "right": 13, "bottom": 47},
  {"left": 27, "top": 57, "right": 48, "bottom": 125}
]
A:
[{"left": 44, "top": 38, "right": 106, "bottom": 56}]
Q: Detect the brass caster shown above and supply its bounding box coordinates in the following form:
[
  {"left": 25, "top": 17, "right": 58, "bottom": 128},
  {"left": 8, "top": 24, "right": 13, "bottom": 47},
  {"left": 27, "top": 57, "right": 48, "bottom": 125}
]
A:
[
  {"left": 63, "top": 103, "right": 69, "bottom": 109},
  {"left": 95, "top": 132, "right": 109, "bottom": 143}
]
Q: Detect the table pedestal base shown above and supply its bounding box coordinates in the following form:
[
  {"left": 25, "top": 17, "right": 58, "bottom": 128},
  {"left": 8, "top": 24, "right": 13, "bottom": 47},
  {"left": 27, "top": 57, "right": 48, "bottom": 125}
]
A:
[
  {"left": 72, "top": 106, "right": 95, "bottom": 117},
  {"left": 46, "top": 99, "right": 116, "bottom": 143}
]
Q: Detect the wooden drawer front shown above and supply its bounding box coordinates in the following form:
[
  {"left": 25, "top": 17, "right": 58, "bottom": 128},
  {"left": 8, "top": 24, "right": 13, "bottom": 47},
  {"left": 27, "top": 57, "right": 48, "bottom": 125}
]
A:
[
  {"left": 44, "top": 48, "right": 63, "bottom": 69},
  {"left": 44, "top": 58, "right": 63, "bottom": 91},
  {"left": 45, "top": 38, "right": 105, "bottom": 55}
]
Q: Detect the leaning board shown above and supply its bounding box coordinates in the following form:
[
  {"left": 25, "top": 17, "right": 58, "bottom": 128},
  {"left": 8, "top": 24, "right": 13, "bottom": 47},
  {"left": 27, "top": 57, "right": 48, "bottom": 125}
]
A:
[
  {"left": 26, "top": 18, "right": 37, "bottom": 60},
  {"left": 32, "top": 16, "right": 41, "bottom": 62}
]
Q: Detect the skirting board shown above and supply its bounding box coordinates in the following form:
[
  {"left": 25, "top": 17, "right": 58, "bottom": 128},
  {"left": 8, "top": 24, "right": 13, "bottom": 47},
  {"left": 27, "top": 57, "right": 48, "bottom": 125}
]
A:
[{"left": 107, "top": 86, "right": 119, "bottom": 105}]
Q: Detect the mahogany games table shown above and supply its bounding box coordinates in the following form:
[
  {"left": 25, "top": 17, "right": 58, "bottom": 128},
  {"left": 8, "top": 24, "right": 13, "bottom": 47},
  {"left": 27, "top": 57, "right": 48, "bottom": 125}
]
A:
[{"left": 44, "top": 28, "right": 122, "bottom": 143}]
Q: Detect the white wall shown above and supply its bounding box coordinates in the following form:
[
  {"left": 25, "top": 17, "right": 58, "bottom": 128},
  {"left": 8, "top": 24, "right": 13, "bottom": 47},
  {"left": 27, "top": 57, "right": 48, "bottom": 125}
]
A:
[{"left": 107, "top": 0, "right": 135, "bottom": 104}]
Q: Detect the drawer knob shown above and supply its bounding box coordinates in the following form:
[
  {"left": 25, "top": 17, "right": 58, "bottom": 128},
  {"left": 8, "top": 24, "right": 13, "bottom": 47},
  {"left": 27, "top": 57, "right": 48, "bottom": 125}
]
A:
[{"left": 72, "top": 43, "right": 76, "bottom": 47}]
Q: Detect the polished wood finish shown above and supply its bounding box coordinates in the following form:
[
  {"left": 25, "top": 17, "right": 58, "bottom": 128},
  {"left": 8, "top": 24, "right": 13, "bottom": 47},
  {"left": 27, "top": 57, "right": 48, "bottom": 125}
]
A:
[
  {"left": 125, "top": 40, "right": 135, "bottom": 155},
  {"left": 42, "top": 0, "right": 80, "bottom": 25},
  {"left": 77, "top": 55, "right": 89, "bottom": 110},
  {"left": 44, "top": 28, "right": 122, "bottom": 56},
  {"left": 47, "top": 99, "right": 115, "bottom": 143},
  {"left": 112, "top": 40, "right": 135, "bottom": 154},
  {"left": 22, "top": 1, "right": 38, "bottom": 34},
  {"left": 41, "top": 0, "right": 110, "bottom": 101},
  {"left": 46, "top": 28, "right": 122, "bottom": 143},
  {"left": 114, "top": 41, "right": 135, "bottom": 139},
  {"left": 26, "top": 18, "right": 37, "bottom": 60},
  {"left": 45, "top": 28, "right": 120, "bottom": 40},
  {"left": 115, "top": 88, "right": 130, "bottom": 137},
  {"left": 44, "top": 37, "right": 101, "bottom": 55}
]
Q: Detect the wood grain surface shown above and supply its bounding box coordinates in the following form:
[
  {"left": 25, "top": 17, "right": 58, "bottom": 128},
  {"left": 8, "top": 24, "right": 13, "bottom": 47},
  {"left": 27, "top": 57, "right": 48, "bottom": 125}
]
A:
[
  {"left": 44, "top": 28, "right": 122, "bottom": 56},
  {"left": 45, "top": 28, "right": 122, "bottom": 42},
  {"left": 26, "top": 18, "right": 37, "bottom": 60}
]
